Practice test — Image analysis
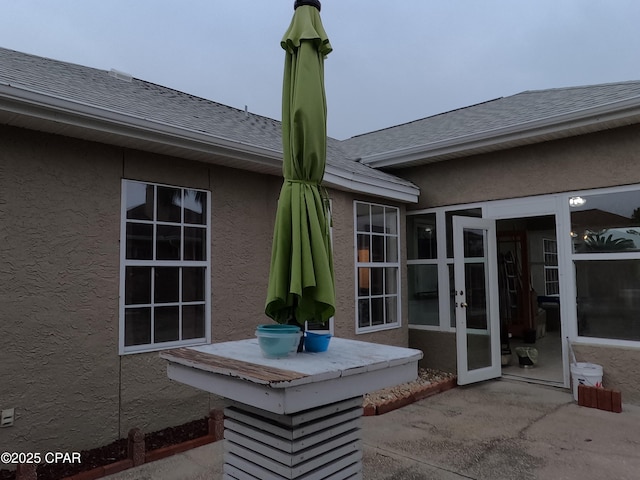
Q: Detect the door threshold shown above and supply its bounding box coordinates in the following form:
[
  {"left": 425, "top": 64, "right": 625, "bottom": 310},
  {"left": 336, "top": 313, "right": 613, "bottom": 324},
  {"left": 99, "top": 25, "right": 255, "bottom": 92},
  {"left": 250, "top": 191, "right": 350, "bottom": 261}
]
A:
[{"left": 502, "top": 373, "right": 567, "bottom": 389}]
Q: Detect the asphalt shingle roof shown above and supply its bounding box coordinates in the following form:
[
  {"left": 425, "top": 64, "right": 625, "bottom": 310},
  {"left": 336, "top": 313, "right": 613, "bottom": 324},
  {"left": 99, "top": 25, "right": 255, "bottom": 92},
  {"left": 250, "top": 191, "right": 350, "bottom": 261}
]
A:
[
  {"left": 0, "top": 46, "right": 415, "bottom": 191},
  {"left": 341, "top": 81, "right": 640, "bottom": 159}
]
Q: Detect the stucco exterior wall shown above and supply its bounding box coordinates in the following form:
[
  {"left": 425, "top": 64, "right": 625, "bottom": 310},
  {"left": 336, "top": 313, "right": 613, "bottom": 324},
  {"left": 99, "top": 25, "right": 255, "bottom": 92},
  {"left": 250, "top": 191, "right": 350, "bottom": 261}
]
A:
[
  {"left": 1, "top": 126, "right": 122, "bottom": 453},
  {"left": 409, "top": 330, "right": 457, "bottom": 373},
  {"left": 0, "top": 125, "right": 411, "bottom": 457},
  {"left": 396, "top": 124, "right": 640, "bottom": 210}
]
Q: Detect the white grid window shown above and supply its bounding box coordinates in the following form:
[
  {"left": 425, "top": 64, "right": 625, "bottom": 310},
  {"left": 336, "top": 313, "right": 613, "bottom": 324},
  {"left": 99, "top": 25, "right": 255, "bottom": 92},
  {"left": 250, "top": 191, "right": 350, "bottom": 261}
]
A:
[
  {"left": 119, "top": 180, "right": 210, "bottom": 354},
  {"left": 543, "top": 238, "right": 559, "bottom": 296},
  {"left": 354, "top": 201, "right": 401, "bottom": 332}
]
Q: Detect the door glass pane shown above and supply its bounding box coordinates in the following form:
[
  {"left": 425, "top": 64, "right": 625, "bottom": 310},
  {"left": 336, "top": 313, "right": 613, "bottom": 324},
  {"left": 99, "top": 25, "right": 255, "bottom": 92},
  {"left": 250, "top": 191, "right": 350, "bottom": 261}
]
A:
[
  {"left": 408, "top": 264, "right": 438, "bottom": 326},
  {"left": 449, "top": 264, "right": 456, "bottom": 328},
  {"left": 446, "top": 208, "right": 482, "bottom": 258},
  {"left": 464, "top": 226, "right": 492, "bottom": 371},
  {"left": 464, "top": 228, "right": 485, "bottom": 258}
]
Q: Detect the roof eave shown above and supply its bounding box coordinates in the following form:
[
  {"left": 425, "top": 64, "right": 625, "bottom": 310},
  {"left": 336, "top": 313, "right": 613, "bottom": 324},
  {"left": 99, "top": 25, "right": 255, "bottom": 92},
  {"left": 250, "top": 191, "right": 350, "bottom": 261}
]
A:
[
  {"left": 359, "top": 96, "right": 640, "bottom": 169},
  {"left": 324, "top": 166, "right": 419, "bottom": 203},
  {"left": 0, "top": 83, "right": 418, "bottom": 202}
]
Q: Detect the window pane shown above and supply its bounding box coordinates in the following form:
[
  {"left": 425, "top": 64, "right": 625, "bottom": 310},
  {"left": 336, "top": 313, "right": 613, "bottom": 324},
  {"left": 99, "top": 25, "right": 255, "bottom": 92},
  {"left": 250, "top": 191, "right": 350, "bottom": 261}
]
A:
[
  {"left": 126, "top": 223, "right": 153, "bottom": 260},
  {"left": 385, "top": 208, "right": 397, "bottom": 235},
  {"left": 154, "top": 267, "right": 179, "bottom": 303},
  {"left": 371, "top": 268, "right": 384, "bottom": 295},
  {"left": 183, "top": 267, "right": 205, "bottom": 302},
  {"left": 371, "top": 206, "right": 385, "bottom": 233},
  {"left": 386, "top": 236, "right": 398, "bottom": 262},
  {"left": 407, "top": 213, "right": 437, "bottom": 260},
  {"left": 356, "top": 203, "right": 370, "bottom": 232},
  {"left": 385, "top": 267, "right": 398, "bottom": 295},
  {"left": 357, "top": 235, "right": 370, "bottom": 262},
  {"left": 570, "top": 190, "right": 640, "bottom": 253},
  {"left": 371, "top": 235, "right": 384, "bottom": 262},
  {"left": 408, "top": 264, "right": 438, "bottom": 326},
  {"left": 385, "top": 296, "right": 398, "bottom": 325},
  {"left": 183, "top": 190, "right": 206, "bottom": 225},
  {"left": 182, "top": 304, "right": 205, "bottom": 339},
  {"left": 125, "top": 267, "right": 151, "bottom": 305},
  {"left": 371, "top": 297, "right": 384, "bottom": 325},
  {"left": 157, "top": 225, "right": 181, "bottom": 260},
  {"left": 358, "top": 298, "right": 370, "bottom": 328},
  {"left": 124, "top": 308, "right": 151, "bottom": 346},
  {"left": 184, "top": 227, "right": 206, "bottom": 261},
  {"left": 126, "top": 182, "right": 154, "bottom": 221},
  {"left": 576, "top": 260, "right": 640, "bottom": 341},
  {"left": 157, "top": 186, "right": 182, "bottom": 223},
  {"left": 358, "top": 267, "right": 370, "bottom": 295},
  {"left": 154, "top": 306, "right": 179, "bottom": 343}
]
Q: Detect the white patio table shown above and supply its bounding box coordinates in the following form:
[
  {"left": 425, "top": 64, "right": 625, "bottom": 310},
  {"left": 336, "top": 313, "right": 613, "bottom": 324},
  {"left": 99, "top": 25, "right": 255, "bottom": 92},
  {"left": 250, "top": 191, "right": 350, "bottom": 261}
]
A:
[{"left": 161, "top": 337, "right": 422, "bottom": 480}]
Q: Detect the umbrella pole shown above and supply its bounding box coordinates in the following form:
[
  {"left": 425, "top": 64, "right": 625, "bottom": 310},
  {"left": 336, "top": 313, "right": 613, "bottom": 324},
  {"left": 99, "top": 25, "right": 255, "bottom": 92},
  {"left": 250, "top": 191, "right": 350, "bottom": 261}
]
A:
[{"left": 287, "top": 297, "right": 305, "bottom": 352}]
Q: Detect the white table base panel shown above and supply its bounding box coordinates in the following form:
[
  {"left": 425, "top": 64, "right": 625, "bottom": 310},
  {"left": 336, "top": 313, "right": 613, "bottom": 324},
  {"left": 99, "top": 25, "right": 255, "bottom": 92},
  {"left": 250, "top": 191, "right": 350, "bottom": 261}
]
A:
[{"left": 222, "top": 397, "right": 363, "bottom": 480}]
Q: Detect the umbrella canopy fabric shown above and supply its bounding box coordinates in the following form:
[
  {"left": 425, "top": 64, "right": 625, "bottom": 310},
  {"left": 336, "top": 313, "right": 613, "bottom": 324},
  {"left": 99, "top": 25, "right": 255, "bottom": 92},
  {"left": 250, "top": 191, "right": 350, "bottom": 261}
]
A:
[{"left": 265, "top": 3, "right": 335, "bottom": 327}]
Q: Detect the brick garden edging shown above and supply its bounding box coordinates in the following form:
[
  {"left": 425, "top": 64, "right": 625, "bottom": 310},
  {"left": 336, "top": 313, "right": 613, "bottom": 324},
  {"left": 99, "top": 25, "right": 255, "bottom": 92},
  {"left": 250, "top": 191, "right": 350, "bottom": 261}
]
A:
[
  {"left": 577, "top": 384, "right": 622, "bottom": 413},
  {"left": 13, "top": 410, "right": 224, "bottom": 480},
  {"left": 363, "top": 376, "right": 458, "bottom": 416}
]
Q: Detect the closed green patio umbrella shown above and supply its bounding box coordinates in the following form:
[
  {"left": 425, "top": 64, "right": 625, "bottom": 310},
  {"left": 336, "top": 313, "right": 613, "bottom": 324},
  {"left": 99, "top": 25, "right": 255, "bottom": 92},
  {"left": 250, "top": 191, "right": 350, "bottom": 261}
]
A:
[{"left": 265, "top": 0, "right": 335, "bottom": 328}]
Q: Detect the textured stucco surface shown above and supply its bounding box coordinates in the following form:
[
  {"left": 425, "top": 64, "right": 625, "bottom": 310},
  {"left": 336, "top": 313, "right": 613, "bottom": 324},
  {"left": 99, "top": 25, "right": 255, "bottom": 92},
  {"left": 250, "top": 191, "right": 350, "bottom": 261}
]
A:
[
  {"left": 1, "top": 125, "right": 410, "bottom": 456},
  {"left": 409, "top": 330, "right": 457, "bottom": 373},
  {"left": 1, "top": 126, "right": 122, "bottom": 452},
  {"left": 398, "top": 124, "right": 640, "bottom": 210}
]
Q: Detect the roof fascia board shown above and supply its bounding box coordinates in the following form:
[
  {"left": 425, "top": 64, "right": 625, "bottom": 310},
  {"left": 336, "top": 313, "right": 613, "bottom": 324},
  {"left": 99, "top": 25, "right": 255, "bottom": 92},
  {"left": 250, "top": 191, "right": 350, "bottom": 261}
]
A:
[
  {"left": 360, "top": 95, "right": 640, "bottom": 168},
  {"left": 324, "top": 166, "right": 419, "bottom": 203},
  {"left": 0, "top": 83, "right": 283, "bottom": 167}
]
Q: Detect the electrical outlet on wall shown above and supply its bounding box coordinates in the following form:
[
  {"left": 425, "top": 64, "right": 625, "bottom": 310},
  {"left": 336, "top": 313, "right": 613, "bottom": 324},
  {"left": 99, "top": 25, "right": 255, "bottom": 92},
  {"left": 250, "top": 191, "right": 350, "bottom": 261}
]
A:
[{"left": 1, "top": 408, "right": 15, "bottom": 427}]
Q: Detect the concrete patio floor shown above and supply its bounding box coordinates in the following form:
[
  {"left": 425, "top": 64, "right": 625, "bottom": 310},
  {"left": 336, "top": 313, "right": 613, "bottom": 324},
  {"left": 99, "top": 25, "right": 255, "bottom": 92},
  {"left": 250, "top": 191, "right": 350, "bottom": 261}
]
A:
[{"left": 103, "top": 379, "right": 640, "bottom": 479}]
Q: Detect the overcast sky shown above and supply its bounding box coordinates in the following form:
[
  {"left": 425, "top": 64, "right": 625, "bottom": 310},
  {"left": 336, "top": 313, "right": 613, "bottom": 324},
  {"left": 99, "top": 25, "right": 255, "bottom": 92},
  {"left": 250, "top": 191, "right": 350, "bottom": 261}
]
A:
[{"left": 2, "top": 1, "right": 640, "bottom": 140}]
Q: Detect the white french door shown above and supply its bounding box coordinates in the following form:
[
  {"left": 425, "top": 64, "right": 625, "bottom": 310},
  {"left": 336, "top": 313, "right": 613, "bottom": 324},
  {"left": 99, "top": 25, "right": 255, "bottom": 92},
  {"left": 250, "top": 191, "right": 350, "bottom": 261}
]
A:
[{"left": 453, "top": 216, "right": 501, "bottom": 385}]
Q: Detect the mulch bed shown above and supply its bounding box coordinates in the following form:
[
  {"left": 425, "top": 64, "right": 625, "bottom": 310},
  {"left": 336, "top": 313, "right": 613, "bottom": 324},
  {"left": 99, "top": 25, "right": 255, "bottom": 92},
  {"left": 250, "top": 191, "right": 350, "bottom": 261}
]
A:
[{"left": 0, "top": 417, "right": 209, "bottom": 480}]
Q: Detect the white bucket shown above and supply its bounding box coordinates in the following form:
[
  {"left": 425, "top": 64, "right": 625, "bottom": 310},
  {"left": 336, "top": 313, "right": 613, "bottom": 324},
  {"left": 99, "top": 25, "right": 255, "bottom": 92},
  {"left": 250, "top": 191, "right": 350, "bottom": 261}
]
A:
[{"left": 570, "top": 362, "right": 603, "bottom": 401}]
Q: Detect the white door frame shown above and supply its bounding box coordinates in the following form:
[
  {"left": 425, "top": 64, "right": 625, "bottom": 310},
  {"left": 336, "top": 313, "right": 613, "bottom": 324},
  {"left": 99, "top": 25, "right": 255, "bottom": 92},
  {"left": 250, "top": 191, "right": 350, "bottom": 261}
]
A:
[{"left": 453, "top": 216, "right": 502, "bottom": 385}]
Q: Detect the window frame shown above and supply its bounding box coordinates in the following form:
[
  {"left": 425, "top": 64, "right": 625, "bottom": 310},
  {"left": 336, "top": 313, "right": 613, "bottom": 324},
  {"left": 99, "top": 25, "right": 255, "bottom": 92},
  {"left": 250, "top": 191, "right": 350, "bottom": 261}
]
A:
[
  {"left": 543, "top": 238, "right": 559, "bottom": 296},
  {"left": 354, "top": 201, "right": 401, "bottom": 334},
  {"left": 119, "top": 179, "right": 211, "bottom": 354}
]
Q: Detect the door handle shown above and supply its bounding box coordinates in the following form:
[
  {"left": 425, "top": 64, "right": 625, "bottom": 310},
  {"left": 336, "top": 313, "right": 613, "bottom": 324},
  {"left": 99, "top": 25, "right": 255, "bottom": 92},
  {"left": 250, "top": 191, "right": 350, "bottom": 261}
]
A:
[{"left": 460, "top": 302, "right": 468, "bottom": 308}]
